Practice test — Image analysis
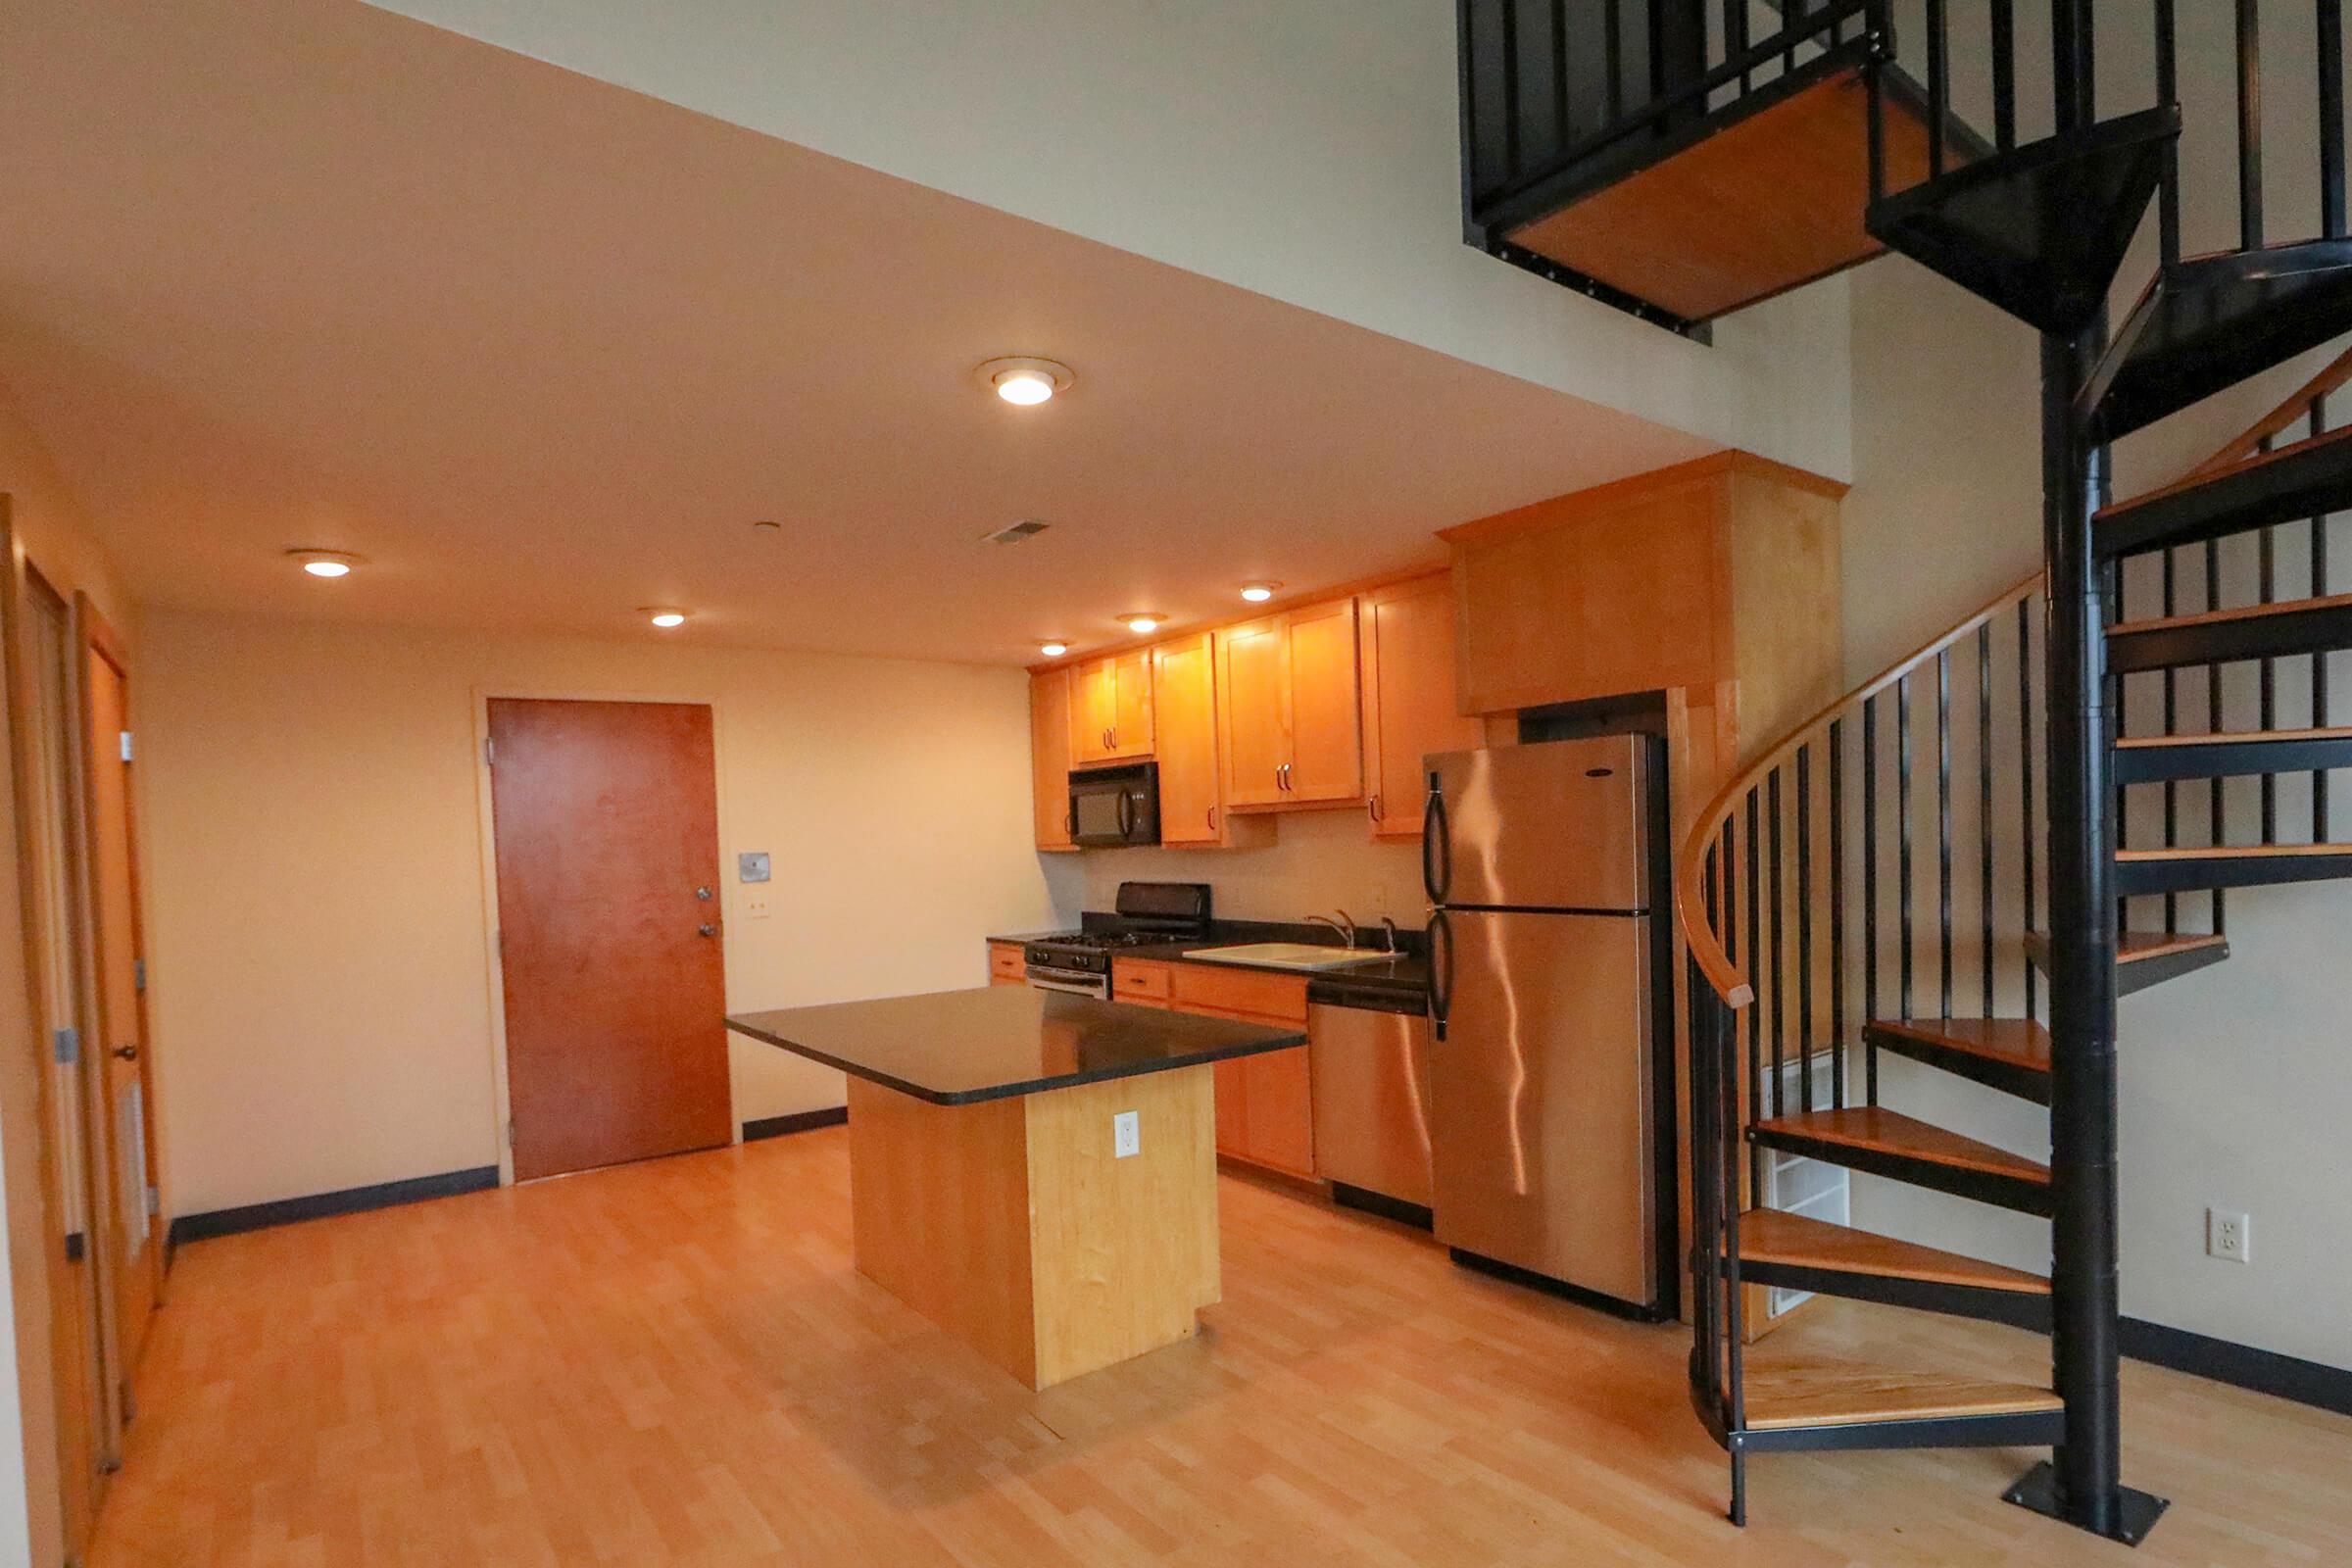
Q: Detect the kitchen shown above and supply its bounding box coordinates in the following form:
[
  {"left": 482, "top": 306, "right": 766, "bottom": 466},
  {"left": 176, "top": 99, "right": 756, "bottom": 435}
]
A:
[{"left": 727, "top": 459, "right": 1846, "bottom": 1388}]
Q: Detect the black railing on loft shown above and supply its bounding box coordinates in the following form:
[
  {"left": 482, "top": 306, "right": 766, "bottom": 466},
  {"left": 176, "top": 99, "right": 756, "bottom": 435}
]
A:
[
  {"left": 1680, "top": 573, "right": 2049, "bottom": 1511},
  {"left": 1457, "top": 0, "right": 1888, "bottom": 333}
]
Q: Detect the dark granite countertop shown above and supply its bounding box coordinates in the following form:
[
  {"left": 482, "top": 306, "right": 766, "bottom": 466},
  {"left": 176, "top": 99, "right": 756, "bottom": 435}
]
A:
[{"left": 726, "top": 986, "right": 1305, "bottom": 1106}]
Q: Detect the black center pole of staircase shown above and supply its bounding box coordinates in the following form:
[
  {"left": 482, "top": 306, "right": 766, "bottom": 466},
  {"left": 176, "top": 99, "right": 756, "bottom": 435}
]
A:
[{"left": 2005, "top": 3, "right": 2166, "bottom": 1544}]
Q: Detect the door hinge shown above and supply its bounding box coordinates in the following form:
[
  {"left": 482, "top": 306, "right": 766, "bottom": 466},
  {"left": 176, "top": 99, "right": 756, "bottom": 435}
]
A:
[
  {"left": 63, "top": 1230, "right": 83, "bottom": 1264},
  {"left": 132, "top": 957, "right": 146, "bottom": 993},
  {"left": 53, "top": 1026, "right": 78, "bottom": 1065},
  {"left": 505, "top": 1118, "right": 514, "bottom": 1149},
  {"left": 144, "top": 1185, "right": 160, "bottom": 1218},
  {"left": 119, "top": 730, "right": 134, "bottom": 762},
  {"left": 482, "top": 736, "right": 495, "bottom": 766}
]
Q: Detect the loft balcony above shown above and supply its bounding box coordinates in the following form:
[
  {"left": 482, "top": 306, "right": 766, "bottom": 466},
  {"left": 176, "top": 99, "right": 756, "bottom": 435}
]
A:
[{"left": 1458, "top": 0, "right": 1981, "bottom": 332}]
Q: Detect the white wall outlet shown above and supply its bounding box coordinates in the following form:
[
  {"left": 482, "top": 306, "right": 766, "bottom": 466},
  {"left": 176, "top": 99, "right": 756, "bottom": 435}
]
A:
[
  {"left": 745, "top": 891, "right": 772, "bottom": 919},
  {"left": 1112, "top": 1110, "right": 1140, "bottom": 1158},
  {"left": 2207, "top": 1207, "right": 2251, "bottom": 1264}
]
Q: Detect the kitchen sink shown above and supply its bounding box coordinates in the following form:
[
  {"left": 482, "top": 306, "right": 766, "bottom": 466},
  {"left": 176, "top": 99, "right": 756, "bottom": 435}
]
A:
[{"left": 1183, "top": 943, "right": 1392, "bottom": 971}]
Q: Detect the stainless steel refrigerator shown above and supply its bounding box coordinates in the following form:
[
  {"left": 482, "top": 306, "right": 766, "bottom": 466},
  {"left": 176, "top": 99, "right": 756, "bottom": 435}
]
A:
[{"left": 1422, "top": 732, "right": 1673, "bottom": 1316}]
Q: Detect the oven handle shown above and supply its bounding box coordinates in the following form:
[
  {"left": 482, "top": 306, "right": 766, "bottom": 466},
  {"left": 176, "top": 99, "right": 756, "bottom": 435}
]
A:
[{"left": 1026, "top": 968, "right": 1109, "bottom": 999}]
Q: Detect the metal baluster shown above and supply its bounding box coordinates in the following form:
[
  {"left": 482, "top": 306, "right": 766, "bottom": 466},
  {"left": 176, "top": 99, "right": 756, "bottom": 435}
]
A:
[
  {"left": 2157, "top": 0, "right": 2181, "bottom": 264},
  {"left": 2261, "top": 456, "right": 2278, "bottom": 843},
  {"left": 2019, "top": 598, "right": 2038, "bottom": 1019},
  {"left": 2325, "top": 0, "right": 2348, "bottom": 240},
  {"left": 2163, "top": 548, "right": 2180, "bottom": 933},
  {"left": 1863, "top": 694, "right": 1882, "bottom": 1103},
  {"left": 1725, "top": 0, "right": 1749, "bottom": 95},
  {"left": 1979, "top": 624, "right": 1995, "bottom": 1014},
  {"left": 1937, "top": 651, "right": 1954, "bottom": 1018},
  {"left": 1499, "top": 0, "right": 1524, "bottom": 176},
  {"left": 1550, "top": 0, "right": 1571, "bottom": 153},
  {"left": 1769, "top": 768, "right": 1786, "bottom": 1118},
  {"left": 2317, "top": 389, "right": 2334, "bottom": 841},
  {"left": 1898, "top": 673, "right": 1915, "bottom": 1027},
  {"left": 2238, "top": 0, "right": 2265, "bottom": 249},
  {"left": 1605, "top": 0, "right": 1626, "bottom": 122},
  {"left": 1829, "top": 717, "right": 1847, "bottom": 1110},
  {"left": 2208, "top": 536, "right": 2230, "bottom": 933},
  {"left": 1746, "top": 789, "right": 1764, "bottom": 1197},
  {"left": 1797, "top": 746, "right": 1814, "bottom": 1112},
  {"left": 1926, "top": 0, "right": 1950, "bottom": 176}
]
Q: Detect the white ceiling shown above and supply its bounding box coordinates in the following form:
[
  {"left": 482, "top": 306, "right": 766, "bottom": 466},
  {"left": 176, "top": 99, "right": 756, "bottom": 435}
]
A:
[{"left": 0, "top": 0, "right": 1713, "bottom": 665}]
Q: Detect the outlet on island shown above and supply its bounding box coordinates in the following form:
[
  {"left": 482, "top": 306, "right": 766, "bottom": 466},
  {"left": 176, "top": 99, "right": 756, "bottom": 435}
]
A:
[{"left": 1113, "top": 1110, "right": 1140, "bottom": 1158}]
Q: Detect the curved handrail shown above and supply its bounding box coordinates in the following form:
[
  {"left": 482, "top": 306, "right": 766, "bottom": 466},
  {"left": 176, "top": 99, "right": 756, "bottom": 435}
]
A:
[{"left": 1674, "top": 569, "right": 2047, "bottom": 1008}]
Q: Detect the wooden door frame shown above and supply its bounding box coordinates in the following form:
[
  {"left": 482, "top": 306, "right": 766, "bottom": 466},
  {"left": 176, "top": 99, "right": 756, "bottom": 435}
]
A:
[
  {"left": 0, "top": 507, "right": 116, "bottom": 1553},
  {"left": 468, "top": 688, "right": 740, "bottom": 1188}
]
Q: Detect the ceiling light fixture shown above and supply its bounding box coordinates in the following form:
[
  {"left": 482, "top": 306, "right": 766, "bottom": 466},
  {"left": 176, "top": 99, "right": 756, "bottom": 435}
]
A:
[
  {"left": 288, "top": 548, "right": 362, "bottom": 578},
  {"left": 642, "top": 607, "right": 689, "bottom": 628},
  {"left": 1240, "top": 581, "right": 1282, "bottom": 603},
  {"left": 1039, "top": 640, "right": 1070, "bottom": 658},
  {"left": 1122, "top": 613, "right": 1162, "bottom": 636},
  {"left": 976, "top": 356, "right": 1074, "bottom": 407}
]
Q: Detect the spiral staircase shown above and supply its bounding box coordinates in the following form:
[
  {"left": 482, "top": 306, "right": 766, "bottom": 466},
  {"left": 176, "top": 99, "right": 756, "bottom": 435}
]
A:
[{"left": 1461, "top": 0, "right": 2352, "bottom": 1545}]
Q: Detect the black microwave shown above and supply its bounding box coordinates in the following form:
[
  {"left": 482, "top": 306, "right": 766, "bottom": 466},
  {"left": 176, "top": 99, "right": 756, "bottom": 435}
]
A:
[{"left": 1069, "top": 762, "right": 1160, "bottom": 848}]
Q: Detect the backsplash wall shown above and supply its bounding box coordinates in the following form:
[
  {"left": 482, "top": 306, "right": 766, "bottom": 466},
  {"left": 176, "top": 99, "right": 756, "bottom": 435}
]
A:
[{"left": 1073, "top": 809, "right": 1427, "bottom": 924}]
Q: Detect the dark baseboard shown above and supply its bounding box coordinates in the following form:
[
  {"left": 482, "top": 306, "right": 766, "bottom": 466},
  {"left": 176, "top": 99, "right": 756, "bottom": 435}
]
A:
[
  {"left": 169, "top": 1164, "right": 500, "bottom": 1247},
  {"left": 2122, "top": 1315, "right": 2352, "bottom": 1418},
  {"left": 742, "top": 1104, "right": 848, "bottom": 1142}
]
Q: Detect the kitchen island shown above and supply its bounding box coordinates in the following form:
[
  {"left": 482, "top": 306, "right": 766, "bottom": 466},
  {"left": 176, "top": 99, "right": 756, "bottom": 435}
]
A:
[{"left": 726, "top": 986, "right": 1305, "bottom": 1390}]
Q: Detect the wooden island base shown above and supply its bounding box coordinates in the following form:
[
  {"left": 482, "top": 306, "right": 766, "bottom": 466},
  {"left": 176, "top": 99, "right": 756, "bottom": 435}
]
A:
[{"left": 847, "top": 1065, "right": 1220, "bottom": 1390}]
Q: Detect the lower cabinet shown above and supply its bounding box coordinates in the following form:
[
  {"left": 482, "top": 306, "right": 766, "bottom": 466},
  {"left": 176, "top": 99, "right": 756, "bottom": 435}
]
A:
[
  {"left": 1165, "top": 962, "right": 1315, "bottom": 1179},
  {"left": 988, "top": 941, "right": 1027, "bottom": 986}
]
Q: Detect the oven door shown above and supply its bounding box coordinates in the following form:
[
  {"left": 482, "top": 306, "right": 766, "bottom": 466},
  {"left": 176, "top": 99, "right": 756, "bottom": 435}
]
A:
[
  {"left": 1069, "top": 763, "right": 1160, "bottom": 848},
  {"left": 1025, "top": 963, "right": 1109, "bottom": 999}
]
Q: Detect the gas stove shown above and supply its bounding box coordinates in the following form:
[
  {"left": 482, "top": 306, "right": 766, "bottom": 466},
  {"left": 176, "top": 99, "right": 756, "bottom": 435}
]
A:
[{"left": 1022, "top": 882, "right": 1211, "bottom": 997}]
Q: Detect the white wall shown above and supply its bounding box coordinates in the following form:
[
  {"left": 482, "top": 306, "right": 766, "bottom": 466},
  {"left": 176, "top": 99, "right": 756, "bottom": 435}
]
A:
[
  {"left": 1837, "top": 6, "right": 2352, "bottom": 1372},
  {"left": 1077, "top": 809, "right": 1426, "bottom": 929},
  {"left": 138, "top": 612, "right": 1077, "bottom": 1218},
  {"left": 362, "top": 0, "right": 1854, "bottom": 484}
]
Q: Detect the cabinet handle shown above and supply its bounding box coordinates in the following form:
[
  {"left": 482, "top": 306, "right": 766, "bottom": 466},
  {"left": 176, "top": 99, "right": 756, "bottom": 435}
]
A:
[
  {"left": 1207, "top": 805, "right": 1218, "bottom": 833},
  {"left": 1367, "top": 793, "right": 1381, "bottom": 824}
]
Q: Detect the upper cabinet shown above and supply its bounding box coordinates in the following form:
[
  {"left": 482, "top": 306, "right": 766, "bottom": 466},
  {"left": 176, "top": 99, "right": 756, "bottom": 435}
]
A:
[
  {"left": 1029, "top": 669, "right": 1077, "bottom": 852},
  {"left": 1071, "top": 649, "right": 1154, "bottom": 765},
  {"left": 1359, "top": 572, "right": 1484, "bottom": 840},
  {"left": 1216, "top": 598, "right": 1363, "bottom": 808},
  {"left": 1152, "top": 634, "right": 1222, "bottom": 846}
]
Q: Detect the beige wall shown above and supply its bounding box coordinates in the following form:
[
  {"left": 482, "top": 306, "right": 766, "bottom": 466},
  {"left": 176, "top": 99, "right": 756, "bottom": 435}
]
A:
[
  {"left": 1077, "top": 809, "right": 1426, "bottom": 928},
  {"left": 139, "top": 611, "right": 1076, "bottom": 1218}
]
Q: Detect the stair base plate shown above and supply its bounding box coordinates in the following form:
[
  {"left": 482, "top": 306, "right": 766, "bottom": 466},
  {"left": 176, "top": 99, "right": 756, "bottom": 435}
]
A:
[{"left": 2003, "top": 1460, "right": 2171, "bottom": 1546}]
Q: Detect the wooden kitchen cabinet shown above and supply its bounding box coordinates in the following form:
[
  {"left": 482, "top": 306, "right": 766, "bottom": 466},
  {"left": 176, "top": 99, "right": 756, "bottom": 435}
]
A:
[
  {"left": 1215, "top": 599, "right": 1362, "bottom": 810},
  {"left": 1151, "top": 635, "right": 1222, "bottom": 846},
  {"left": 1110, "top": 957, "right": 1172, "bottom": 1006},
  {"left": 1359, "top": 571, "right": 1484, "bottom": 841},
  {"left": 1029, "top": 670, "right": 1077, "bottom": 852},
  {"left": 1072, "top": 649, "right": 1154, "bottom": 764},
  {"left": 1168, "top": 963, "right": 1314, "bottom": 1178},
  {"left": 988, "top": 941, "right": 1028, "bottom": 986}
]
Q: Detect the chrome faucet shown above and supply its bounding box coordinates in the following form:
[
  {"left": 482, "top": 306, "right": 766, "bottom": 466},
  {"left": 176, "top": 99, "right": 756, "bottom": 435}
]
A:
[
  {"left": 1306, "top": 910, "right": 1357, "bottom": 950},
  {"left": 1379, "top": 915, "right": 1400, "bottom": 955}
]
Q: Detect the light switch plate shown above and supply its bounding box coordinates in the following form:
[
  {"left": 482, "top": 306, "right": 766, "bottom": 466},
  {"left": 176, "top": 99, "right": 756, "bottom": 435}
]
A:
[
  {"left": 1112, "top": 1110, "right": 1140, "bottom": 1158},
  {"left": 738, "top": 852, "right": 771, "bottom": 883}
]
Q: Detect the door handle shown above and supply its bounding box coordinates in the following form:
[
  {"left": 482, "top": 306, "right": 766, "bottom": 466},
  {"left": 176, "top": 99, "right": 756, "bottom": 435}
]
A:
[
  {"left": 696, "top": 886, "right": 712, "bottom": 901},
  {"left": 112, "top": 1045, "right": 138, "bottom": 1062},
  {"left": 697, "top": 923, "right": 718, "bottom": 939},
  {"left": 1115, "top": 791, "right": 1134, "bottom": 840}
]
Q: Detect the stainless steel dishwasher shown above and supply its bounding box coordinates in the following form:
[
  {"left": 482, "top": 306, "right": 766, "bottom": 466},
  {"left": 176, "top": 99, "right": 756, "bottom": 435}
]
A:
[{"left": 1306, "top": 981, "right": 1434, "bottom": 1223}]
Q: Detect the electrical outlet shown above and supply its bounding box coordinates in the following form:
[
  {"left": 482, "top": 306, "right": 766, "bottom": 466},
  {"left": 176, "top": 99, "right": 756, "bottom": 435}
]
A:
[
  {"left": 1112, "top": 1110, "right": 1140, "bottom": 1158},
  {"left": 2207, "top": 1207, "right": 2251, "bottom": 1264},
  {"left": 745, "top": 891, "right": 772, "bottom": 919}
]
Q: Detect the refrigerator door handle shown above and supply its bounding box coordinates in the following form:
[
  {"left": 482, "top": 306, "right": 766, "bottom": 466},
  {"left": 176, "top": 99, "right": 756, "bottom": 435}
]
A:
[
  {"left": 1426, "top": 907, "right": 1453, "bottom": 1042},
  {"left": 1421, "top": 777, "right": 1449, "bottom": 905}
]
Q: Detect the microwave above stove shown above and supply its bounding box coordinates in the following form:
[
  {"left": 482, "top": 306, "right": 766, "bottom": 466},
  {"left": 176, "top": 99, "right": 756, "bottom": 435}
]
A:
[{"left": 1069, "top": 761, "right": 1159, "bottom": 848}]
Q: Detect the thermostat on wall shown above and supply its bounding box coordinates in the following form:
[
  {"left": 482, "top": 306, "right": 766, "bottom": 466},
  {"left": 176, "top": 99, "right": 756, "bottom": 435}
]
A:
[{"left": 738, "top": 852, "right": 771, "bottom": 883}]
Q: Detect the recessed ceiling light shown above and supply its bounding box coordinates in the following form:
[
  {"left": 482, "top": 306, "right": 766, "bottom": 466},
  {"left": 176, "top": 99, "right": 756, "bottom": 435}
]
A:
[
  {"left": 1039, "top": 640, "right": 1069, "bottom": 658},
  {"left": 976, "top": 356, "right": 1074, "bottom": 407},
  {"left": 1122, "top": 613, "right": 1162, "bottom": 635},
  {"left": 1240, "top": 582, "right": 1282, "bottom": 603},
  {"left": 642, "top": 607, "right": 689, "bottom": 628},
  {"left": 287, "top": 548, "right": 363, "bottom": 578}
]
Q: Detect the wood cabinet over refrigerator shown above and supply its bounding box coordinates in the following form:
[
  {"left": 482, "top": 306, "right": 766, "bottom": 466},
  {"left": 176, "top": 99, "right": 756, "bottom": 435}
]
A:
[{"left": 1360, "top": 572, "right": 1485, "bottom": 840}]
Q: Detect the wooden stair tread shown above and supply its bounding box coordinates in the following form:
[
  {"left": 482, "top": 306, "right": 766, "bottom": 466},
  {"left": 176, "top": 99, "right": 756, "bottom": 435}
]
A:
[
  {"left": 1868, "top": 1017, "right": 2050, "bottom": 1071},
  {"left": 1739, "top": 1208, "right": 2049, "bottom": 1294},
  {"left": 2112, "top": 588, "right": 2352, "bottom": 635},
  {"left": 1750, "top": 1108, "right": 2049, "bottom": 1185},
  {"left": 2116, "top": 725, "right": 2352, "bottom": 748},
  {"left": 1742, "top": 1358, "right": 2062, "bottom": 1430},
  {"left": 2118, "top": 930, "right": 2228, "bottom": 961},
  {"left": 2119, "top": 843, "right": 2352, "bottom": 862},
  {"left": 2101, "top": 421, "right": 2352, "bottom": 520}
]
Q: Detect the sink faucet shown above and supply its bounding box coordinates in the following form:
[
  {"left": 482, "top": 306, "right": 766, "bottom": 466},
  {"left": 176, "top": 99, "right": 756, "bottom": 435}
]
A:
[
  {"left": 1379, "top": 915, "right": 1400, "bottom": 955},
  {"left": 1306, "top": 910, "right": 1357, "bottom": 950}
]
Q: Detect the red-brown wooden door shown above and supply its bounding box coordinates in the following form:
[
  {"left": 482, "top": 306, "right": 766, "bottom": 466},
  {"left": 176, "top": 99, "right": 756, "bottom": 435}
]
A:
[{"left": 488, "top": 699, "right": 731, "bottom": 1181}]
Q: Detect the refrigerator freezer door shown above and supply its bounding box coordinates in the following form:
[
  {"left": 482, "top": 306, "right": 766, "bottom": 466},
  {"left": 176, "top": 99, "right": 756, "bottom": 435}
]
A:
[
  {"left": 1429, "top": 907, "right": 1655, "bottom": 1305},
  {"left": 1424, "top": 736, "right": 1647, "bottom": 911}
]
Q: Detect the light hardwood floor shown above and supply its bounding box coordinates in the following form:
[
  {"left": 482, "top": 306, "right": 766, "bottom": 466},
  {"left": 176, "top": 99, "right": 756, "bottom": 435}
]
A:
[{"left": 95, "top": 1128, "right": 2351, "bottom": 1566}]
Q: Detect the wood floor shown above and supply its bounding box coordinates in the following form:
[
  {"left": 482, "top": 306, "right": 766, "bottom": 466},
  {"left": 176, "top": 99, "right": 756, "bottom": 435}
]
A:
[{"left": 95, "top": 1128, "right": 2352, "bottom": 1566}]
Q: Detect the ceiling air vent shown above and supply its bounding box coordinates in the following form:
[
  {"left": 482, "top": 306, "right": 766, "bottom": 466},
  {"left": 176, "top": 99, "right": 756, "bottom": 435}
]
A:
[{"left": 980, "top": 518, "right": 1051, "bottom": 546}]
